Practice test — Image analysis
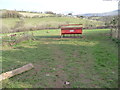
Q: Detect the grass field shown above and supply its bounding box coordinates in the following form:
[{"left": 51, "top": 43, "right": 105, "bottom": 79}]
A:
[
  {"left": 1, "top": 29, "right": 118, "bottom": 88},
  {"left": 1, "top": 17, "right": 104, "bottom": 33}
]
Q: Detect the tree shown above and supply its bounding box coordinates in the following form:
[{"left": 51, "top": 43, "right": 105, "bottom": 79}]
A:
[
  {"left": 45, "top": 11, "right": 55, "bottom": 14},
  {"left": 76, "top": 15, "right": 84, "bottom": 18},
  {"left": 68, "top": 13, "right": 72, "bottom": 16}
]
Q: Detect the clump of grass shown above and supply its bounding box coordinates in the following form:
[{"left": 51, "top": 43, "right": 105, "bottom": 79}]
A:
[
  {"left": 112, "top": 38, "right": 120, "bottom": 44},
  {"left": 1, "top": 25, "right": 10, "bottom": 33}
]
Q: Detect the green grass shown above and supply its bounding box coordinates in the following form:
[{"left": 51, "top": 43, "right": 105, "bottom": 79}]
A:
[{"left": 1, "top": 29, "right": 118, "bottom": 88}]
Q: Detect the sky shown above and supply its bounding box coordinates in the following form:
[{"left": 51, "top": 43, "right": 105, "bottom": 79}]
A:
[{"left": 0, "top": 0, "right": 119, "bottom": 14}]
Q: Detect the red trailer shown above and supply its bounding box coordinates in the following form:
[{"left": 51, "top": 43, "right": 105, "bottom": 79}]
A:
[{"left": 61, "top": 24, "right": 82, "bottom": 38}]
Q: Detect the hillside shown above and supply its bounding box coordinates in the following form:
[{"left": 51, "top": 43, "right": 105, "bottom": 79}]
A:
[
  {"left": 1, "top": 12, "right": 104, "bottom": 33},
  {"left": 78, "top": 10, "right": 119, "bottom": 17}
]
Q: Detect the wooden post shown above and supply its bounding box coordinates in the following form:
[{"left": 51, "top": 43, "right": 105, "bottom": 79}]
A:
[{"left": 0, "top": 63, "right": 34, "bottom": 81}]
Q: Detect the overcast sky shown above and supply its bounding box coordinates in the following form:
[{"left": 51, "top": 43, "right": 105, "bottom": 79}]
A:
[{"left": 0, "top": 0, "right": 119, "bottom": 14}]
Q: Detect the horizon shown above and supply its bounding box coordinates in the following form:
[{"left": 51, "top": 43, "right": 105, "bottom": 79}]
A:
[{"left": 0, "top": 0, "right": 119, "bottom": 15}]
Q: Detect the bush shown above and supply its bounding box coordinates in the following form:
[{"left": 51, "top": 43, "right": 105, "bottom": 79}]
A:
[{"left": 45, "top": 11, "right": 55, "bottom": 15}]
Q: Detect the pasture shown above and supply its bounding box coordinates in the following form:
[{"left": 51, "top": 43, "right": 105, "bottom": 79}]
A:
[
  {"left": 1, "top": 29, "right": 118, "bottom": 88},
  {"left": 1, "top": 17, "right": 104, "bottom": 33}
]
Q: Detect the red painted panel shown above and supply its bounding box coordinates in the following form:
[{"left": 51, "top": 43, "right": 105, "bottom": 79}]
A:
[
  {"left": 61, "top": 28, "right": 82, "bottom": 35},
  {"left": 61, "top": 24, "right": 83, "bottom": 35}
]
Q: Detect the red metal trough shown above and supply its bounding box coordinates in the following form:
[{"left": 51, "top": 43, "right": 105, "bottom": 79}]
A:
[{"left": 61, "top": 24, "right": 83, "bottom": 37}]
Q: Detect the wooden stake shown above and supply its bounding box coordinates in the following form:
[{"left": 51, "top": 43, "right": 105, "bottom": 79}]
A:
[{"left": 0, "top": 63, "right": 34, "bottom": 81}]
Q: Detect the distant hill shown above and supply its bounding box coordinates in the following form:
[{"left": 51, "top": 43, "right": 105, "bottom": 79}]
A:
[{"left": 78, "top": 10, "right": 119, "bottom": 17}]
